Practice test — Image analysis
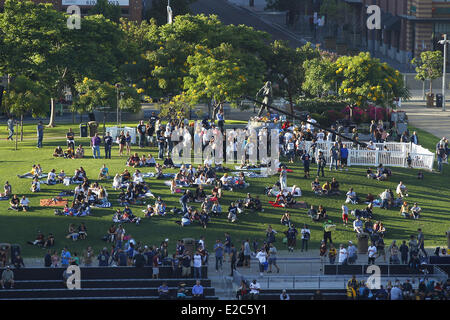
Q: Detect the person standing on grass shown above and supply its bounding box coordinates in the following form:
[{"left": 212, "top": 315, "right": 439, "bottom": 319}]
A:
[
  {"left": 316, "top": 150, "right": 326, "bottom": 177},
  {"left": 137, "top": 120, "right": 146, "bottom": 148},
  {"left": 103, "top": 132, "right": 113, "bottom": 159},
  {"left": 224, "top": 232, "right": 232, "bottom": 262},
  {"left": 37, "top": 121, "right": 44, "bottom": 148},
  {"left": 300, "top": 224, "right": 311, "bottom": 252},
  {"left": 91, "top": 133, "right": 101, "bottom": 159},
  {"left": 7, "top": 117, "right": 15, "bottom": 141}
]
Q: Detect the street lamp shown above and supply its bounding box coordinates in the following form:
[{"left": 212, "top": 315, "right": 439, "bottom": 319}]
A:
[
  {"left": 167, "top": 0, "right": 173, "bottom": 24},
  {"left": 115, "top": 83, "right": 123, "bottom": 127},
  {"left": 438, "top": 34, "right": 449, "bottom": 112}
]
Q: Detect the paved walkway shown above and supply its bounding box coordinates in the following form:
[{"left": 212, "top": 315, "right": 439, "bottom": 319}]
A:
[{"left": 401, "top": 102, "right": 450, "bottom": 139}]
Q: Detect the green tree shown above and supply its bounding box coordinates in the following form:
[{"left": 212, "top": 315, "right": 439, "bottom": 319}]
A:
[
  {"left": 411, "top": 50, "right": 443, "bottom": 94},
  {"left": 302, "top": 56, "right": 337, "bottom": 97},
  {"left": 183, "top": 43, "right": 265, "bottom": 120},
  {"left": 2, "top": 75, "right": 48, "bottom": 141},
  {"left": 334, "top": 53, "right": 408, "bottom": 115},
  {"left": 265, "top": 41, "right": 319, "bottom": 115},
  {"left": 89, "top": 0, "right": 122, "bottom": 23}
]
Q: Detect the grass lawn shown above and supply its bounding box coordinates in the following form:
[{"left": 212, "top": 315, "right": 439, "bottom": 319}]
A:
[{"left": 0, "top": 122, "right": 448, "bottom": 259}]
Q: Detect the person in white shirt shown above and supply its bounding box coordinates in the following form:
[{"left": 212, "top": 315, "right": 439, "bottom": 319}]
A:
[
  {"left": 396, "top": 181, "right": 408, "bottom": 198},
  {"left": 300, "top": 224, "right": 311, "bottom": 252},
  {"left": 256, "top": 248, "right": 267, "bottom": 276},
  {"left": 249, "top": 279, "right": 261, "bottom": 299},
  {"left": 133, "top": 170, "right": 143, "bottom": 184},
  {"left": 112, "top": 174, "right": 121, "bottom": 190},
  {"left": 31, "top": 178, "right": 40, "bottom": 193},
  {"left": 47, "top": 169, "right": 57, "bottom": 185},
  {"left": 368, "top": 243, "right": 377, "bottom": 265},
  {"left": 338, "top": 244, "right": 348, "bottom": 265},
  {"left": 345, "top": 188, "right": 358, "bottom": 204},
  {"left": 306, "top": 115, "right": 316, "bottom": 132},
  {"left": 193, "top": 251, "right": 203, "bottom": 279},
  {"left": 353, "top": 217, "right": 363, "bottom": 234},
  {"left": 316, "top": 130, "right": 325, "bottom": 141},
  {"left": 20, "top": 196, "right": 30, "bottom": 212}
]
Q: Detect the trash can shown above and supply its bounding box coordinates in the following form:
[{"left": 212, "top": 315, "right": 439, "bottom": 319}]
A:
[
  {"left": 10, "top": 244, "right": 21, "bottom": 264},
  {"left": 79, "top": 123, "right": 88, "bottom": 138},
  {"left": 436, "top": 93, "right": 443, "bottom": 108},
  {"left": 357, "top": 233, "right": 369, "bottom": 254},
  {"left": 183, "top": 238, "right": 196, "bottom": 256},
  {"left": 88, "top": 121, "right": 98, "bottom": 137},
  {"left": 426, "top": 93, "right": 435, "bottom": 108}
]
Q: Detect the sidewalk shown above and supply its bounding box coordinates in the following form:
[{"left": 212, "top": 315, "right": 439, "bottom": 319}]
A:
[{"left": 401, "top": 102, "right": 450, "bottom": 139}]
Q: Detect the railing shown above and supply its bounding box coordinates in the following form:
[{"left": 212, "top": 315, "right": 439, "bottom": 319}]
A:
[
  {"left": 296, "top": 141, "right": 434, "bottom": 171},
  {"left": 248, "top": 274, "right": 447, "bottom": 290}
]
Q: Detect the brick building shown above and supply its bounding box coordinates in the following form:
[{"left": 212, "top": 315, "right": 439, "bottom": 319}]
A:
[
  {"left": 341, "top": 0, "right": 450, "bottom": 65},
  {"left": 0, "top": 0, "right": 142, "bottom": 22}
]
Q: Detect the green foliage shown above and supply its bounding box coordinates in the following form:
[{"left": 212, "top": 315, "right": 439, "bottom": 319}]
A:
[
  {"left": 302, "top": 57, "right": 337, "bottom": 97},
  {"left": 411, "top": 51, "right": 443, "bottom": 94},
  {"left": 2, "top": 75, "right": 48, "bottom": 118},
  {"left": 89, "top": 0, "right": 122, "bottom": 23},
  {"left": 295, "top": 97, "right": 347, "bottom": 114},
  {"left": 334, "top": 52, "right": 408, "bottom": 108},
  {"left": 265, "top": 41, "right": 320, "bottom": 109}
]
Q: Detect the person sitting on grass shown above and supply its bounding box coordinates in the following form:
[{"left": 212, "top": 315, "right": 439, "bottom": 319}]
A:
[
  {"left": 8, "top": 194, "right": 20, "bottom": 211},
  {"left": 43, "top": 233, "right": 55, "bottom": 248},
  {"left": 66, "top": 224, "right": 79, "bottom": 241},
  {"left": 284, "top": 192, "right": 296, "bottom": 208},
  {"left": 211, "top": 200, "right": 222, "bottom": 216},
  {"left": 345, "top": 188, "right": 359, "bottom": 204},
  {"left": 373, "top": 221, "right": 386, "bottom": 237},
  {"left": 75, "top": 145, "right": 84, "bottom": 159},
  {"left": 376, "top": 164, "right": 388, "bottom": 181},
  {"left": 312, "top": 205, "right": 328, "bottom": 222},
  {"left": 163, "top": 155, "right": 175, "bottom": 169},
  {"left": 31, "top": 177, "right": 40, "bottom": 193},
  {"left": 194, "top": 186, "right": 206, "bottom": 203},
  {"left": 143, "top": 204, "right": 155, "bottom": 217},
  {"left": 311, "top": 177, "right": 322, "bottom": 195},
  {"left": 0, "top": 181, "right": 12, "bottom": 199},
  {"left": 228, "top": 202, "right": 238, "bottom": 223},
  {"left": 127, "top": 152, "right": 140, "bottom": 168},
  {"left": 53, "top": 146, "right": 64, "bottom": 157},
  {"left": 46, "top": 169, "right": 57, "bottom": 185},
  {"left": 275, "top": 191, "right": 287, "bottom": 207},
  {"left": 27, "top": 231, "right": 45, "bottom": 246},
  {"left": 112, "top": 174, "right": 121, "bottom": 190},
  {"left": 98, "top": 164, "right": 109, "bottom": 180},
  {"left": 57, "top": 170, "right": 66, "bottom": 184},
  {"left": 410, "top": 203, "right": 422, "bottom": 219},
  {"left": 367, "top": 167, "right": 377, "bottom": 179},
  {"left": 154, "top": 197, "right": 167, "bottom": 216},
  {"left": 64, "top": 147, "right": 74, "bottom": 159},
  {"left": 321, "top": 181, "right": 331, "bottom": 195},
  {"left": 400, "top": 201, "right": 410, "bottom": 218},
  {"left": 280, "top": 212, "right": 291, "bottom": 227},
  {"left": 78, "top": 223, "right": 88, "bottom": 240},
  {"left": 353, "top": 217, "right": 364, "bottom": 234},
  {"left": 329, "top": 177, "right": 340, "bottom": 196},
  {"left": 396, "top": 181, "right": 408, "bottom": 198},
  {"left": 20, "top": 195, "right": 30, "bottom": 212},
  {"left": 121, "top": 169, "right": 131, "bottom": 183}
]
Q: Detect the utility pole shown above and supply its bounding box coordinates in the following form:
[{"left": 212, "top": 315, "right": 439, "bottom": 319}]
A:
[
  {"left": 439, "top": 34, "right": 449, "bottom": 112},
  {"left": 167, "top": 0, "right": 173, "bottom": 24}
]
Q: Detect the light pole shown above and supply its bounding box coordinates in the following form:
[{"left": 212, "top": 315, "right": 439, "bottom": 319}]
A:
[
  {"left": 438, "top": 34, "right": 449, "bottom": 112},
  {"left": 115, "top": 83, "right": 121, "bottom": 127},
  {"left": 167, "top": 0, "right": 173, "bottom": 24}
]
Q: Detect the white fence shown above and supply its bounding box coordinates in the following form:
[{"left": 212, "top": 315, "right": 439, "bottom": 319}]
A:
[
  {"left": 106, "top": 126, "right": 137, "bottom": 144},
  {"left": 298, "top": 141, "right": 435, "bottom": 171}
]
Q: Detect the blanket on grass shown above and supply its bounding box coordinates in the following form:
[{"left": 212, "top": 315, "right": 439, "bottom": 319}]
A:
[{"left": 40, "top": 198, "right": 68, "bottom": 207}]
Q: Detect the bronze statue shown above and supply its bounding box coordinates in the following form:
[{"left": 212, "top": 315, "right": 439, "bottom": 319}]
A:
[{"left": 255, "top": 81, "right": 273, "bottom": 117}]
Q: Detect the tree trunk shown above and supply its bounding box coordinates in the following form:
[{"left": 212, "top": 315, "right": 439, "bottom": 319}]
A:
[
  {"left": 211, "top": 103, "right": 221, "bottom": 123},
  {"left": 20, "top": 114, "right": 23, "bottom": 142},
  {"left": 47, "top": 98, "right": 56, "bottom": 128},
  {"left": 430, "top": 78, "right": 433, "bottom": 94},
  {"left": 288, "top": 92, "right": 295, "bottom": 121}
]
